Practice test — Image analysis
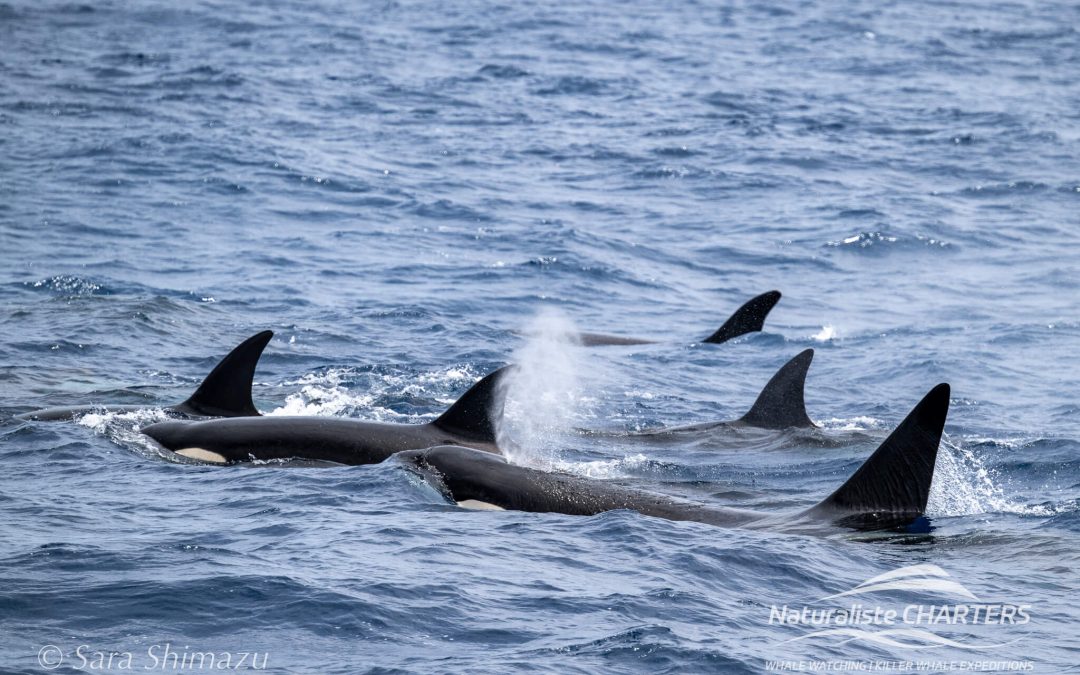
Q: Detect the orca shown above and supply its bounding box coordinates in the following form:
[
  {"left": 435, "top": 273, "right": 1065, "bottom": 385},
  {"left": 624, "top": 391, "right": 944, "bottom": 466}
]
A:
[
  {"left": 575, "top": 290, "right": 781, "bottom": 346},
  {"left": 17, "top": 331, "right": 273, "bottom": 422},
  {"left": 140, "top": 365, "right": 512, "bottom": 465},
  {"left": 626, "top": 348, "right": 817, "bottom": 435},
  {"left": 396, "top": 383, "right": 950, "bottom": 534}
]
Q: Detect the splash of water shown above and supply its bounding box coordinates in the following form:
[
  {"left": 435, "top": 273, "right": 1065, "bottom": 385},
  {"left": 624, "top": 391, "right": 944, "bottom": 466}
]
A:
[
  {"left": 267, "top": 367, "right": 477, "bottom": 420},
  {"left": 76, "top": 409, "right": 178, "bottom": 461},
  {"left": 817, "top": 415, "right": 887, "bottom": 432},
  {"left": 550, "top": 453, "right": 650, "bottom": 479},
  {"left": 497, "top": 308, "right": 588, "bottom": 467},
  {"left": 927, "top": 436, "right": 1051, "bottom": 517},
  {"left": 812, "top": 325, "right": 837, "bottom": 341},
  {"left": 270, "top": 369, "right": 372, "bottom": 417}
]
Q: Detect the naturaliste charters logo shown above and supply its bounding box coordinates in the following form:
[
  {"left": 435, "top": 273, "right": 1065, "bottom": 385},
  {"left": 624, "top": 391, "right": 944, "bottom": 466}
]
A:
[{"left": 768, "top": 564, "right": 1031, "bottom": 650}]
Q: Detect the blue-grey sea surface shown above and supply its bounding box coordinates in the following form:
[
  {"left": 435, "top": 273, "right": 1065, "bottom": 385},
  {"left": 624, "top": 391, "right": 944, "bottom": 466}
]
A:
[{"left": 1, "top": 0, "right": 1077, "bottom": 672}]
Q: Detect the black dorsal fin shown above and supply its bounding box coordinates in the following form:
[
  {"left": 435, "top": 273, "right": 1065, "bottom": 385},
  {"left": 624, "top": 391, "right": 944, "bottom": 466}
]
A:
[
  {"left": 432, "top": 365, "right": 513, "bottom": 443},
  {"left": 175, "top": 330, "right": 273, "bottom": 417},
  {"left": 809, "top": 383, "right": 950, "bottom": 523},
  {"left": 703, "top": 290, "right": 782, "bottom": 344},
  {"left": 738, "top": 349, "right": 815, "bottom": 429}
]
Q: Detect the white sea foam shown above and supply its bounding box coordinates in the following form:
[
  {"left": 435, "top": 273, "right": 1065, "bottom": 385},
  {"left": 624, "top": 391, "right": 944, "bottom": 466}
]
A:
[
  {"left": 75, "top": 408, "right": 178, "bottom": 460},
  {"left": 549, "top": 453, "right": 650, "bottom": 479},
  {"left": 927, "top": 436, "right": 1052, "bottom": 517},
  {"left": 267, "top": 366, "right": 478, "bottom": 420},
  {"left": 270, "top": 369, "right": 373, "bottom": 417},
  {"left": 817, "top": 416, "right": 886, "bottom": 431}
]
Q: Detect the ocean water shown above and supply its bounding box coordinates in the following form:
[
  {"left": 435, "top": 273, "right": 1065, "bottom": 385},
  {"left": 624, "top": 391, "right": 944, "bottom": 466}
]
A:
[{"left": 1, "top": 0, "right": 1078, "bottom": 672}]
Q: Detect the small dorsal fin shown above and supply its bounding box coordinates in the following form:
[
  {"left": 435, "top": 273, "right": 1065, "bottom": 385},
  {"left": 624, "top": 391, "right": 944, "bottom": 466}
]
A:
[
  {"left": 738, "top": 349, "right": 815, "bottom": 428},
  {"left": 809, "top": 383, "right": 950, "bottom": 523},
  {"left": 703, "top": 290, "right": 782, "bottom": 344},
  {"left": 431, "top": 365, "right": 513, "bottom": 442},
  {"left": 175, "top": 331, "right": 272, "bottom": 417}
]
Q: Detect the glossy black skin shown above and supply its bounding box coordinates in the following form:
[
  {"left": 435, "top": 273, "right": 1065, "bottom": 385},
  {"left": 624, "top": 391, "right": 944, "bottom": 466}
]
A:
[
  {"left": 142, "top": 363, "right": 511, "bottom": 465},
  {"left": 630, "top": 347, "right": 812, "bottom": 436},
  {"left": 578, "top": 290, "right": 781, "bottom": 346},
  {"left": 399, "top": 445, "right": 773, "bottom": 528},
  {"left": 17, "top": 330, "right": 272, "bottom": 422},
  {"left": 589, "top": 348, "right": 817, "bottom": 439},
  {"left": 398, "top": 384, "right": 951, "bottom": 534},
  {"left": 398, "top": 445, "right": 911, "bottom": 534},
  {"left": 143, "top": 417, "right": 500, "bottom": 465}
]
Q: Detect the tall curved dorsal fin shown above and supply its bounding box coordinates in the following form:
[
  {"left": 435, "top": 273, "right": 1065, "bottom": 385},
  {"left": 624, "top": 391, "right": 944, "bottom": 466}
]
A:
[
  {"left": 738, "top": 348, "right": 815, "bottom": 429},
  {"left": 175, "top": 330, "right": 273, "bottom": 417},
  {"left": 808, "top": 383, "right": 950, "bottom": 525},
  {"left": 432, "top": 365, "right": 514, "bottom": 443},
  {"left": 703, "top": 290, "right": 782, "bottom": 344}
]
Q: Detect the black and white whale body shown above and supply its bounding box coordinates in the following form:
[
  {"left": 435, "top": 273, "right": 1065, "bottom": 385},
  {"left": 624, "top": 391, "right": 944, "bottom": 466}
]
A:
[
  {"left": 397, "top": 383, "right": 950, "bottom": 533},
  {"left": 574, "top": 290, "right": 782, "bottom": 346},
  {"left": 141, "top": 365, "right": 512, "bottom": 465},
  {"left": 640, "top": 348, "right": 816, "bottom": 433},
  {"left": 17, "top": 331, "right": 273, "bottom": 422}
]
